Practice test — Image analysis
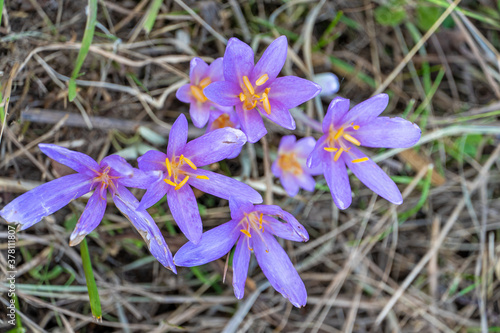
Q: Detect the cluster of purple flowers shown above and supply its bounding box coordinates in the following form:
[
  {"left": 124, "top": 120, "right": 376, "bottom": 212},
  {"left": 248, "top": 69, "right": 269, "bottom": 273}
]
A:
[{"left": 0, "top": 36, "right": 421, "bottom": 308}]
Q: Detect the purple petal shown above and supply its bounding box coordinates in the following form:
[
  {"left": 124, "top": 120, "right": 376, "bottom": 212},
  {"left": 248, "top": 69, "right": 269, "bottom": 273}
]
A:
[
  {"left": 268, "top": 76, "right": 321, "bottom": 109},
  {"left": 253, "top": 231, "right": 307, "bottom": 307},
  {"left": 324, "top": 158, "right": 352, "bottom": 210},
  {"left": 119, "top": 169, "right": 163, "bottom": 190},
  {"left": 271, "top": 160, "right": 282, "bottom": 178},
  {"left": 293, "top": 136, "right": 316, "bottom": 158},
  {"left": 69, "top": 185, "right": 107, "bottom": 246},
  {"left": 224, "top": 38, "right": 254, "bottom": 83},
  {"left": 176, "top": 84, "right": 192, "bottom": 103},
  {"left": 235, "top": 104, "right": 267, "bottom": 143},
  {"left": 264, "top": 216, "right": 306, "bottom": 242},
  {"left": 138, "top": 150, "right": 167, "bottom": 172},
  {"left": 188, "top": 169, "right": 262, "bottom": 204},
  {"left": 322, "top": 97, "right": 350, "bottom": 133},
  {"left": 113, "top": 186, "right": 176, "bottom": 272},
  {"left": 341, "top": 93, "right": 389, "bottom": 126},
  {"left": 232, "top": 236, "right": 251, "bottom": 299},
  {"left": 251, "top": 36, "right": 287, "bottom": 84},
  {"left": 189, "top": 101, "right": 211, "bottom": 128},
  {"left": 174, "top": 219, "right": 239, "bottom": 266},
  {"left": 101, "top": 154, "right": 134, "bottom": 178},
  {"left": 183, "top": 128, "right": 247, "bottom": 166},
  {"left": 229, "top": 196, "right": 255, "bottom": 221},
  {"left": 137, "top": 177, "right": 168, "bottom": 210},
  {"left": 0, "top": 174, "right": 92, "bottom": 230},
  {"left": 39, "top": 144, "right": 99, "bottom": 177},
  {"left": 189, "top": 57, "right": 209, "bottom": 83},
  {"left": 263, "top": 99, "right": 295, "bottom": 130},
  {"left": 203, "top": 81, "right": 241, "bottom": 106},
  {"left": 355, "top": 117, "right": 421, "bottom": 148},
  {"left": 306, "top": 135, "right": 328, "bottom": 169},
  {"left": 167, "top": 114, "right": 188, "bottom": 159},
  {"left": 207, "top": 57, "right": 224, "bottom": 82},
  {"left": 254, "top": 205, "right": 308, "bottom": 241},
  {"left": 345, "top": 146, "right": 403, "bottom": 205},
  {"left": 278, "top": 135, "right": 296, "bottom": 152},
  {"left": 296, "top": 173, "right": 316, "bottom": 192},
  {"left": 167, "top": 184, "right": 203, "bottom": 244},
  {"left": 280, "top": 173, "right": 300, "bottom": 197}
]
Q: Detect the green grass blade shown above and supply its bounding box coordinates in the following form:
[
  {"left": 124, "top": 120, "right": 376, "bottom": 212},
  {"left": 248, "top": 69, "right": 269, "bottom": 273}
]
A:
[
  {"left": 143, "top": 0, "right": 163, "bottom": 34},
  {"left": 68, "top": 0, "right": 97, "bottom": 101},
  {"left": 0, "top": 0, "right": 4, "bottom": 27},
  {"left": 80, "top": 238, "right": 102, "bottom": 321}
]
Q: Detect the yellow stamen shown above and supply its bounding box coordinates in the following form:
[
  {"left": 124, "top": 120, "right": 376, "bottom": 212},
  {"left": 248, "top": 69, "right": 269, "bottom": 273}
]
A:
[
  {"left": 255, "top": 74, "right": 269, "bottom": 86},
  {"left": 179, "top": 155, "right": 184, "bottom": 162},
  {"left": 353, "top": 125, "right": 360, "bottom": 130},
  {"left": 190, "top": 85, "right": 207, "bottom": 103},
  {"left": 199, "top": 77, "right": 211, "bottom": 88},
  {"left": 240, "top": 229, "right": 252, "bottom": 237},
  {"left": 196, "top": 175, "right": 209, "bottom": 180},
  {"left": 259, "top": 213, "right": 263, "bottom": 229},
  {"left": 352, "top": 157, "right": 369, "bottom": 163},
  {"left": 324, "top": 147, "right": 338, "bottom": 152},
  {"left": 242, "top": 75, "right": 254, "bottom": 95},
  {"left": 333, "top": 147, "right": 344, "bottom": 162},
  {"left": 333, "top": 127, "right": 344, "bottom": 140},
  {"left": 239, "top": 92, "right": 246, "bottom": 102},
  {"left": 165, "top": 158, "right": 172, "bottom": 178},
  {"left": 164, "top": 179, "right": 177, "bottom": 187},
  {"left": 183, "top": 156, "right": 197, "bottom": 170},
  {"left": 343, "top": 134, "right": 361, "bottom": 146},
  {"left": 174, "top": 176, "right": 190, "bottom": 190},
  {"left": 261, "top": 93, "right": 271, "bottom": 115}
]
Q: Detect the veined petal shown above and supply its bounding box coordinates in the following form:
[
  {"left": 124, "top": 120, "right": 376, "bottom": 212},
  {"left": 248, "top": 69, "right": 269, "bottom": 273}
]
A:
[
  {"left": 235, "top": 104, "right": 267, "bottom": 143},
  {"left": 69, "top": 185, "right": 107, "bottom": 246},
  {"left": 113, "top": 186, "right": 176, "bottom": 272},
  {"left": 254, "top": 205, "right": 308, "bottom": 241},
  {"left": 174, "top": 219, "right": 240, "bottom": 266},
  {"left": 345, "top": 146, "right": 403, "bottom": 205},
  {"left": 253, "top": 231, "right": 307, "bottom": 308},
  {"left": 39, "top": 144, "right": 99, "bottom": 176},
  {"left": 203, "top": 81, "right": 241, "bottom": 106},
  {"left": 119, "top": 169, "right": 163, "bottom": 190},
  {"left": 207, "top": 57, "right": 224, "bottom": 82},
  {"left": 306, "top": 135, "right": 329, "bottom": 169},
  {"left": 341, "top": 93, "right": 389, "bottom": 126},
  {"left": 322, "top": 97, "right": 350, "bottom": 133},
  {"left": 183, "top": 127, "right": 247, "bottom": 166},
  {"left": 189, "top": 57, "right": 209, "bottom": 83},
  {"left": 167, "top": 184, "right": 203, "bottom": 244},
  {"left": 264, "top": 216, "right": 306, "bottom": 242},
  {"left": 324, "top": 158, "right": 352, "bottom": 210},
  {"left": 268, "top": 76, "right": 321, "bottom": 109},
  {"left": 232, "top": 235, "right": 251, "bottom": 299},
  {"left": 176, "top": 84, "right": 192, "bottom": 103},
  {"left": 280, "top": 173, "right": 300, "bottom": 197},
  {"left": 0, "top": 174, "right": 93, "bottom": 230},
  {"left": 137, "top": 177, "right": 168, "bottom": 210},
  {"left": 355, "top": 117, "right": 421, "bottom": 148},
  {"left": 229, "top": 196, "right": 255, "bottom": 221},
  {"left": 251, "top": 36, "right": 288, "bottom": 85},
  {"left": 263, "top": 99, "right": 295, "bottom": 130},
  {"left": 138, "top": 150, "right": 167, "bottom": 172},
  {"left": 167, "top": 114, "right": 188, "bottom": 159},
  {"left": 189, "top": 169, "right": 262, "bottom": 204},
  {"left": 224, "top": 37, "right": 254, "bottom": 83},
  {"left": 189, "top": 101, "right": 211, "bottom": 128},
  {"left": 101, "top": 154, "right": 134, "bottom": 178}
]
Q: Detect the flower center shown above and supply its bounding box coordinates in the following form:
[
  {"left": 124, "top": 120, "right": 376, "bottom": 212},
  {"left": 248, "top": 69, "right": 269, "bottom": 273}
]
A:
[
  {"left": 277, "top": 152, "right": 303, "bottom": 175},
  {"left": 190, "top": 77, "right": 212, "bottom": 103},
  {"left": 323, "top": 123, "right": 368, "bottom": 163},
  {"left": 238, "top": 211, "right": 269, "bottom": 252},
  {"left": 238, "top": 74, "right": 271, "bottom": 114},
  {"left": 92, "top": 166, "right": 119, "bottom": 197},
  {"left": 212, "top": 113, "right": 235, "bottom": 129},
  {"left": 163, "top": 155, "right": 209, "bottom": 190}
]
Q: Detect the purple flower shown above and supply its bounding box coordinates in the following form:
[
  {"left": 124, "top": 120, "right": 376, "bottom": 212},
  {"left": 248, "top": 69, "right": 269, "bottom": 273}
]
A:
[
  {"left": 0, "top": 144, "right": 176, "bottom": 272},
  {"left": 272, "top": 135, "right": 322, "bottom": 197},
  {"left": 204, "top": 36, "right": 322, "bottom": 143},
  {"left": 176, "top": 57, "right": 233, "bottom": 128},
  {"left": 307, "top": 94, "right": 422, "bottom": 209},
  {"left": 174, "top": 196, "right": 308, "bottom": 307},
  {"left": 137, "top": 114, "right": 262, "bottom": 244}
]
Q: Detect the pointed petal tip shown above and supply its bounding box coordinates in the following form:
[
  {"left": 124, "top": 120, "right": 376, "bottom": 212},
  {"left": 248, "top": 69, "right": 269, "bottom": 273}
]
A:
[{"left": 69, "top": 232, "right": 86, "bottom": 246}]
